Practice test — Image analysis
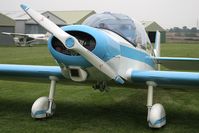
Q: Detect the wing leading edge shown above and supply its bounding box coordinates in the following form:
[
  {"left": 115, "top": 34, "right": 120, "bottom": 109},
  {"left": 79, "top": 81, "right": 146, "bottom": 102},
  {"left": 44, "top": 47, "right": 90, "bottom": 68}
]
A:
[
  {"left": 0, "top": 64, "right": 64, "bottom": 81},
  {"left": 131, "top": 70, "right": 199, "bottom": 88}
]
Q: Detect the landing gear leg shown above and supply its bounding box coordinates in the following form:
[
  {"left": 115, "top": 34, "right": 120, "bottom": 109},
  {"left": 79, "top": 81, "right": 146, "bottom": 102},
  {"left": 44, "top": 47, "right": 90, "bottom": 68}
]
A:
[
  {"left": 146, "top": 81, "right": 166, "bottom": 128},
  {"left": 46, "top": 76, "right": 58, "bottom": 115},
  {"left": 146, "top": 81, "right": 155, "bottom": 122},
  {"left": 31, "top": 76, "right": 58, "bottom": 118}
]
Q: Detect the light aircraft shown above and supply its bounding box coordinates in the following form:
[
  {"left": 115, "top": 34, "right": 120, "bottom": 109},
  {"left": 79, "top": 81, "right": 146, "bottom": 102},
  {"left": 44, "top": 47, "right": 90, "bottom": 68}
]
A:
[
  {"left": 0, "top": 4, "right": 199, "bottom": 128},
  {"left": 1, "top": 32, "right": 50, "bottom": 46}
]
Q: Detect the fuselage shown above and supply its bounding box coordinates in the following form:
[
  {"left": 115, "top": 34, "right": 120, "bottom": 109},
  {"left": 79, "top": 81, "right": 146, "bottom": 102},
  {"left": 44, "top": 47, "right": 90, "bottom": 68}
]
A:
[{"left": 48, "top": 25, "right": 156, "bottom": 83}]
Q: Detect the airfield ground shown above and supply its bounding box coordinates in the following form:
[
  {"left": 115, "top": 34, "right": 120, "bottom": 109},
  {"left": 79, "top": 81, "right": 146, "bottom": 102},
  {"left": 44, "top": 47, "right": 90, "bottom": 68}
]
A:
[{"left": 0, "top": 43, "right": 199, "bottom": 133}]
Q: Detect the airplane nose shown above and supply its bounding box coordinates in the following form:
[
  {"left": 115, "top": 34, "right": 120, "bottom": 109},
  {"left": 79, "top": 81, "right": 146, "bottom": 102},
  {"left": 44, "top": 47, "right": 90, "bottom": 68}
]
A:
[{"left": 48, "top": 25, "right": 120, "bottom": 67}]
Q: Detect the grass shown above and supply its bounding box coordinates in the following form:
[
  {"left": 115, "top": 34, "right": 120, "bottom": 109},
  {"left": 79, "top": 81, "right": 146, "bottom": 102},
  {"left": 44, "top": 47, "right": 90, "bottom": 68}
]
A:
[
  {"left": 0, "top": 45, "right": 55, "bottom": 65},
  {"left": 161, "top": 43, "right": 199, "bottom": 57},
  {"left": 0, "top": 43, "right": 199, "bottom": 133}
]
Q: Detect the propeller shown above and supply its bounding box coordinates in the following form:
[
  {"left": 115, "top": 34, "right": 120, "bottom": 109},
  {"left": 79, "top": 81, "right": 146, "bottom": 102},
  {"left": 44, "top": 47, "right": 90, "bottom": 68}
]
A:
[{"left": 20, "top": 4, "right": 124, "bottom": 84}]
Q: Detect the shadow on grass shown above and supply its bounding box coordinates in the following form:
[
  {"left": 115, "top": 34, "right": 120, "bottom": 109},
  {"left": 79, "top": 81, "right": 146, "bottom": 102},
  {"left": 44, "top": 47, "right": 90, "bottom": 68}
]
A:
[
  {"left": 0, "top": 98, "right": 199, "bottom": 132},
  {"left": 0, "top": 98, "right": 149, "bottom": 132}
]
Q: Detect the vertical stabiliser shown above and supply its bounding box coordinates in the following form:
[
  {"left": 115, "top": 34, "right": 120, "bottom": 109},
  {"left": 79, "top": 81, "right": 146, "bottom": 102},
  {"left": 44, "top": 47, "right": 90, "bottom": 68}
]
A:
[{"left": 154, "top": 31, "right": 160, "bottom": 57}]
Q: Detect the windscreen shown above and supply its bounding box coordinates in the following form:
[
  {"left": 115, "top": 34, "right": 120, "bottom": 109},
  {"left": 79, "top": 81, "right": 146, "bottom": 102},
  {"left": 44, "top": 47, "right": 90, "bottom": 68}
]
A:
[{"left": 83, "top": 12, "right": 136, "bottom": 44}]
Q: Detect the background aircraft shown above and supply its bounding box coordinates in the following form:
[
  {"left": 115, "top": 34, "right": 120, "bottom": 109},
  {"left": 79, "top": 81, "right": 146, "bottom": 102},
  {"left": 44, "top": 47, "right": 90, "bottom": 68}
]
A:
[
  {"left": 0, "top": 4, "right": 198, "bottom": 128},
  {"left": 1, "top": 32, "right": 50, "bottom": 46}
]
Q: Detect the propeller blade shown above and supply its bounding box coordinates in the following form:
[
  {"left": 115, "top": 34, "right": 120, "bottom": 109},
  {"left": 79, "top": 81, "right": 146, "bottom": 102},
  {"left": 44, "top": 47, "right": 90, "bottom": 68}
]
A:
[{"left": 20, "top": 4, "right": 124, "bottom": 84}]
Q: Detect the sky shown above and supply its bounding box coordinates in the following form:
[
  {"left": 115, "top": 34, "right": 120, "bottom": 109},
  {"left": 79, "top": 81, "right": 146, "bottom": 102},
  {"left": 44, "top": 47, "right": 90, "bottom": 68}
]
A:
[{"left": 0, "top": 0, "right": 199, "bottom": 29}]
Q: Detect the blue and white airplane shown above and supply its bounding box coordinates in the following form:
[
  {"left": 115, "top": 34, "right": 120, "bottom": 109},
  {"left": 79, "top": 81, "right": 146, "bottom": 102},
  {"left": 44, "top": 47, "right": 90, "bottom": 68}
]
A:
[
  {"left": 1, "top": 32, "right": 50, "bottom": 47},
  {"left": 0, "top": 4, "right": 199, "bottom": 128}
]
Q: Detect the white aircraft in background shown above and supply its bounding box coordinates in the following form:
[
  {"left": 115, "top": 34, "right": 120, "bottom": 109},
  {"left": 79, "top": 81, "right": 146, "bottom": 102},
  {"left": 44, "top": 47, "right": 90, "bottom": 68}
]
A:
[
  {"left": 0, "top": 4, "right": 199, "bottom": 128},
  {"left": 1, "top": 32, "right": 50, "bottom": 46}
]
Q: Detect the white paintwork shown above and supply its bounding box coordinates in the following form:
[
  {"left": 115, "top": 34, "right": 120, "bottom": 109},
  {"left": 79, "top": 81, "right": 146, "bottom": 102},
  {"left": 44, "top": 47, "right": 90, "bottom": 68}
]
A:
[
  {"left": 148, "top": 104, "right": 166, "bottom": 128},
  {"left": 31, "top": 96, "right": 49, "bottom": 118},
  {"left": 146, "top": 81, "right": 156, "bottom": 122},
  {"left": 145, "top": 81, "right": 166, "bottom": 128},
  {"left": 106, "top": 55, "right": 154, "bottom": 81},
  {"left": 146, "top": 81, "right": 157, "bottom": 108},
  {"left": 32, "top": 76, "right": 58, "bottom": 118},
  {"left": 154, "top": 31, "right": 160, "bottom": 57},
  {"left": 24, "top": 5, "right": 123, "bottom": 83},
  {"left": 65, "top": 55, "right": 155, "bottom": 82},
  {"left": 46, "top": 76, "right": 58, "bottom": 115},
  {"left": 73, "top": 43, "right": 122, "bottom": 81},
  {"left": 102, "top": 29, "right": 154, "bottom": 59},
  {"left": 20, "top": 5, "right": 168, "bottom": 128}
]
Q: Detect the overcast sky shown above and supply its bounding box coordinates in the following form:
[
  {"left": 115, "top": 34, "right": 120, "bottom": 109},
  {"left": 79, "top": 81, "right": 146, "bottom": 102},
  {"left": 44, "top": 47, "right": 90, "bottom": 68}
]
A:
[{"left": 0, "top": 0, "right": 199, "bottom": 29}]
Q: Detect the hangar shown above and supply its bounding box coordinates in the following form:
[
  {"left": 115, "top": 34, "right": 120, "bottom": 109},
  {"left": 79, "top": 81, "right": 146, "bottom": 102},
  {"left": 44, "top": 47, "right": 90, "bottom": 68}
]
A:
[
  {"left": 25, "top": 10, "right": 95, "bottom": 34},
  {"left": 1, "top": 12, "right": 165, "bottom": 45},
  {"left": 0, "top": 10, "right": 95, "bottom": 45},
  {"left": 0, "top": 13, "right": 15, "bottom": 45},
  {"left": 142, "top": 21, "right": 166, "bottom": 43}
]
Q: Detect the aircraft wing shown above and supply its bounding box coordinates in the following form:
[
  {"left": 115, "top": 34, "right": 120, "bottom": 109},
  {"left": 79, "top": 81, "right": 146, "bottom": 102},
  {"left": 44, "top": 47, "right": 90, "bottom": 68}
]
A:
[
  {"left": 2, "top": 32, "right": 48, "bottom": 40},
  {"left": 1, "top": 32, "right": 29, "bottom": 37},
  {"left": 153, "top": 57, "right": 199, "bottom": 71},
  {"left": 0, "top": 64, "right": 64, "bottom": 81},
  {"left": 131, "top": 70, "right": 199, "bottom": 88}
]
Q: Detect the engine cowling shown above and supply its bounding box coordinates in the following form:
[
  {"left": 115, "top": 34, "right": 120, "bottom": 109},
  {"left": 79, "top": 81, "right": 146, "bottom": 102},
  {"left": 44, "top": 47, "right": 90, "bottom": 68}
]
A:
[{"left": 48, "top": 25, "right": 121, "bottom": 68}]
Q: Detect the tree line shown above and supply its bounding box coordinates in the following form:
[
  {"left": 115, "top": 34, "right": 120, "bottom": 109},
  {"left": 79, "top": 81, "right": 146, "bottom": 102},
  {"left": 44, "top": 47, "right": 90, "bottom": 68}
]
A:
[{"left": 169, "top": 26, "right": 198, "bottom": 37}]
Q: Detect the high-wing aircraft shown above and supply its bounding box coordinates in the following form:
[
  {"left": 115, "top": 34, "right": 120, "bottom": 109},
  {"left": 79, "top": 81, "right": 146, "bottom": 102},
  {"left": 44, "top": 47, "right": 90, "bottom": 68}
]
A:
[
  {"left": 1, "top": 32, "right": 50, "bottom": 46},
  {"left": 0, "top": 4, "right": 199, "bottom": 128}
]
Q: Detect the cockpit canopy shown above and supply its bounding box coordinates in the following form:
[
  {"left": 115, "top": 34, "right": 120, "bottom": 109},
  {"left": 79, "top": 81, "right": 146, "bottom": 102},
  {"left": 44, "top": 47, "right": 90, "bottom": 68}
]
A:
[{"left": 83, "top": 12, "right": 150, "bottom": 48}]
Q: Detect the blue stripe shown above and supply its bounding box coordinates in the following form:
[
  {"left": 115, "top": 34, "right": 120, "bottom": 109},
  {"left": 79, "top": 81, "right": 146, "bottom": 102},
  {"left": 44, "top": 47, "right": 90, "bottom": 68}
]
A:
[
  {"left": 154, "top": 116, "right": 166, "bottom": 125},
  {"left": 120, "top": 45, "right": 155, "bottom": 68},
  {"left": 149, "top": 116, "right": 166, "bottom": 126},
  {"left": 48, "top": 25, "right": 155, "bottom": 69},
  {"left": 33, "top": 110, "right": 47, "bottom": 117}
]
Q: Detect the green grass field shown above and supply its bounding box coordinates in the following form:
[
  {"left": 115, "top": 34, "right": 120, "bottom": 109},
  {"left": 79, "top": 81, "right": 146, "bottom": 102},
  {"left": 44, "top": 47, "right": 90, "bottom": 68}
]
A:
[{"left": 0, "top": 43, "right": 199, "bottom": 133}]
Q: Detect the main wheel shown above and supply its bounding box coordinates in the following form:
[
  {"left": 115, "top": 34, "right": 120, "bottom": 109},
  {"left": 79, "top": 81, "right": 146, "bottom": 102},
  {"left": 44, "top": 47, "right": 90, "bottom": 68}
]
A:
[
  {"left": 31, "top": 96, "right": 56, "bottom": 119},
  {"left": 148, "top": 103, "right": 166, "bottom": 128}
]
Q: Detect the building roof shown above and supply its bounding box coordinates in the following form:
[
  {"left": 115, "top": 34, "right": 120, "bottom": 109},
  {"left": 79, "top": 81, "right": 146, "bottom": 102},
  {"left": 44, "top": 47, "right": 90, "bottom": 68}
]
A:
[
  {"left": 25, "top": 11, "right": 67, "bottom": 25},
  {"left": 0, "top": 11, "right": 45, "bottom": 20},
  {"left": 0, "top": 13, "right": 15, "bottom": 26},
  {"left": 51, "top": 10, "right": 95, "bottom": 24},
  {"left": 0, "top": 10, "right": 95, "bottom": 24},
  {"left": 141, "top": 21, "right": 165, "bottom": 32}
]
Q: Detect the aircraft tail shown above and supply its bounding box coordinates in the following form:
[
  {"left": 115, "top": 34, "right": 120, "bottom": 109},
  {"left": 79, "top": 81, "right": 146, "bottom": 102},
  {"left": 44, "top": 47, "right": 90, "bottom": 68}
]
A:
[{"left": 154, "top": 31, "right": 160, "bottom": 57}]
